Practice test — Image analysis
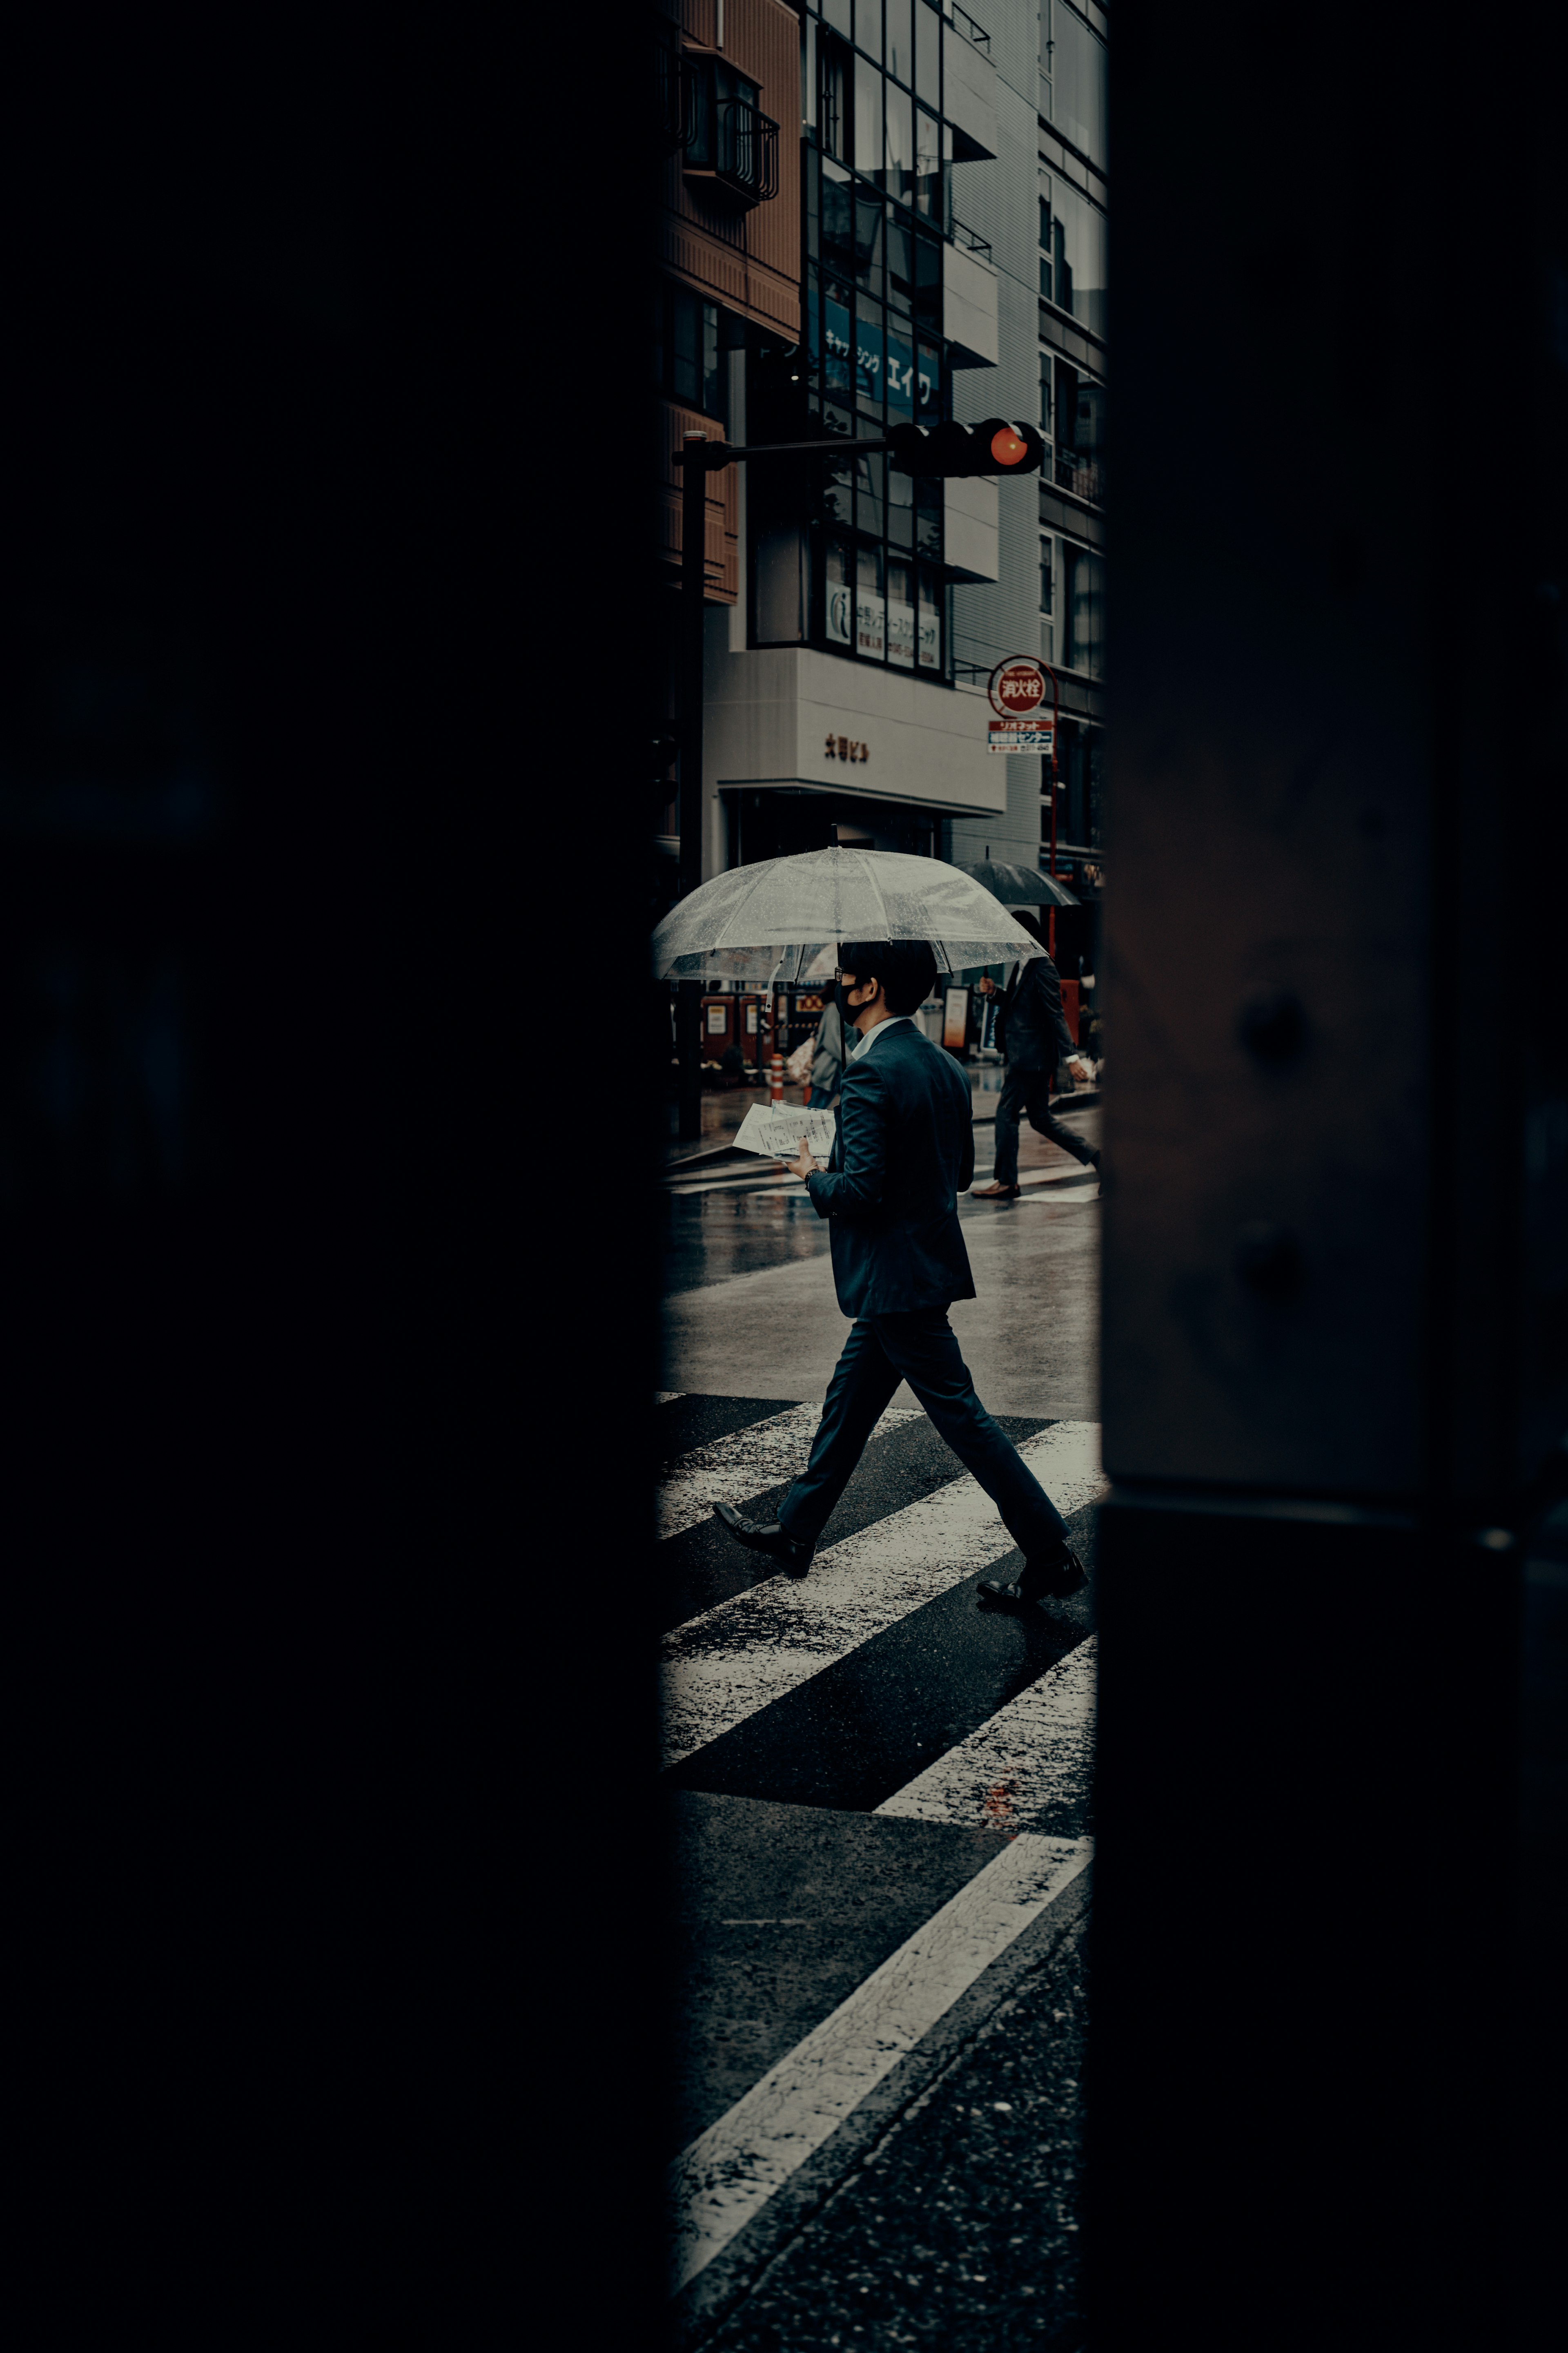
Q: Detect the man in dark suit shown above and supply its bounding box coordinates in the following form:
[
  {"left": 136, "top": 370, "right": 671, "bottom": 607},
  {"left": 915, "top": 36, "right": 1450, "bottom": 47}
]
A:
[
  {"left": 971, "top": 909, "right": 1100, "bottom": 1201},
  {"left": 713, "top": 938, "right": 1084, "bottom": 1608}
]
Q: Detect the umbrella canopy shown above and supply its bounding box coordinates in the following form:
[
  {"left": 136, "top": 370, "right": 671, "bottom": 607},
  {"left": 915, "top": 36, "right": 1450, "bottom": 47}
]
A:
[
  {"left": 956, "top": 858, "right": 1079, "bottom": 909},
  {"left": 651, "top": 848, "right": 1049, "bottom": 983}
]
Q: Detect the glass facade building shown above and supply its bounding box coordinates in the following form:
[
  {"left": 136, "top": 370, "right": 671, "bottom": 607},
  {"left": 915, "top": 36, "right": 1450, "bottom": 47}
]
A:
[{"left": 779, "top": 0, "right": 966, "bottom": 677}]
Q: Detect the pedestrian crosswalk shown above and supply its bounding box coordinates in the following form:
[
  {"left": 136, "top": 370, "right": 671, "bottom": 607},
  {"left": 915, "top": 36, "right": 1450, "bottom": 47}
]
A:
[
  {"left": 656, "top": 1387, "right": 1105, "bottom": 2334},
  {"left": 656, "top": 1400, "right": 920, "bottom": 1542},
  {"left": 661, "top": 1418, "right": 1101, "bottom": 1769}
]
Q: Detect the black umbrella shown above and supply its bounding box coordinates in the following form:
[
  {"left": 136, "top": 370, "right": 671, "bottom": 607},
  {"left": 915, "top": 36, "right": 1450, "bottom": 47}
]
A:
[{"left": 956, "top": 858, "right": 1079, "bottom": 909}]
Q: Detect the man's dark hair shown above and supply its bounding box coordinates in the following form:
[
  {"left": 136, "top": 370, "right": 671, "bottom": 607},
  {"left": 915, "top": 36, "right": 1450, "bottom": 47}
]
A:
[
  {"left": 1011, "top": 908, "right": 1046, "bottom": 948},
  {"left": 841, "top": 940, "right": 939, "bottom": 1017}
]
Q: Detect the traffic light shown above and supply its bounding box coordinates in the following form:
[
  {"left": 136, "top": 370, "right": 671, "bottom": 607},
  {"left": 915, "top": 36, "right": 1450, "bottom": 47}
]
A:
[{"left": 886, "top": 418, "right": 1045, "bottom": 478}]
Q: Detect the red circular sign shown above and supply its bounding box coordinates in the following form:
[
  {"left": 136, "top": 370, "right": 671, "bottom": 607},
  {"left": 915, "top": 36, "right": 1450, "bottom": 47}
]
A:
[{"left": 987, "top": 658, "right": 1049, "bottom": 719}]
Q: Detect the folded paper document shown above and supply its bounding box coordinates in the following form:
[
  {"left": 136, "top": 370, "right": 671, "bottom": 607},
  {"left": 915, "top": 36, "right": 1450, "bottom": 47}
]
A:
[{"left": 732, "top": 1104, "right": 838, "bottom": 1161}]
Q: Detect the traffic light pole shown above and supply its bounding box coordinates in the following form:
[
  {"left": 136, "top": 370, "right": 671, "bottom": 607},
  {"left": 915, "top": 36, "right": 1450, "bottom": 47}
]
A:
[{"left": 1042, "top": 659, "right": 1061, "bottom": 958}]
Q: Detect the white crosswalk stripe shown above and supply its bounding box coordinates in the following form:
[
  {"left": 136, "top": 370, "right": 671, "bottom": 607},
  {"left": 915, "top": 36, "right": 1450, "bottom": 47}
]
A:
[
  {"left": 668, "top": 1832, "right": 1093, "bottom": 2293},
  {"left": 656, "top": 1401, "right": 920, "bottom": 1543},
  {"left": 875, "top": 1634, "right": 1097, "bottom": 1834},
  {"left": 660, "top": 1420, "right": 1103, "bottom": 1770}
]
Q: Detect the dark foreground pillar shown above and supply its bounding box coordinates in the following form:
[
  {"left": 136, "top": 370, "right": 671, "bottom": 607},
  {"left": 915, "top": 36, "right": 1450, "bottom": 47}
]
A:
[
  {"left": 1093, "top": 3, "right": 1568, "bottom": 2344},
  {"left": 1089, "top": 1503, "right": 1520, "bottom": 2346}
]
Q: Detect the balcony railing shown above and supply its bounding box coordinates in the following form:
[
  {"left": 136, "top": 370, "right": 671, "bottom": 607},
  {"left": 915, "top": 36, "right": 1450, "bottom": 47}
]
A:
[
  {"left": 684, "top": 94, "right": 780, "bottom": 205},
  {"left": 1054, "top": 450, "right": 1105, "bottom": 505},
  {"left": 950, "top": 4, "right": 991, "bottom": 55}
]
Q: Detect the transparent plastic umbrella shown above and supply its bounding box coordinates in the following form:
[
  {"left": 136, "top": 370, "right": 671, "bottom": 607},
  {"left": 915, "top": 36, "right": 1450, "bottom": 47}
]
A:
[
  {"left": 650, "top": 848, "right": 1049, "bottom": 983},
  {"left": 956, "top": 858, "right": 1079, "bottom": 909}
]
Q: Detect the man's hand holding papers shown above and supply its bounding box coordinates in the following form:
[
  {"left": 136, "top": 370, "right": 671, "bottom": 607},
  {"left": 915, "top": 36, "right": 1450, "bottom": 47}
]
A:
[{"left": 731, "top": 1102, "right": 836, "bottom": 1175}]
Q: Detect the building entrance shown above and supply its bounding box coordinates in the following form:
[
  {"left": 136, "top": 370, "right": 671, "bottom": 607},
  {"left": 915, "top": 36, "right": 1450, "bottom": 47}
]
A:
[{"left": 725, "top": 790, "right": 938, "bottom": 869}]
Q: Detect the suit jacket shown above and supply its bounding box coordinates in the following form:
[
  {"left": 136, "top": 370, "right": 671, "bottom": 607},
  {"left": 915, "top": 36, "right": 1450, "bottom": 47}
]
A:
[
  {"left": 804, "top": 1019, "right": 976, "bottom": 1318},
  {"left": 994, "top": 953, "right": 1076, "bottom": 1074}
]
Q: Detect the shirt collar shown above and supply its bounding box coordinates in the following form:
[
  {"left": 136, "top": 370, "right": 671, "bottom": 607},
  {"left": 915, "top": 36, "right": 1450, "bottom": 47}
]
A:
[{"left": 849, "top": 1013, "right": 914, "bottom": 1064}]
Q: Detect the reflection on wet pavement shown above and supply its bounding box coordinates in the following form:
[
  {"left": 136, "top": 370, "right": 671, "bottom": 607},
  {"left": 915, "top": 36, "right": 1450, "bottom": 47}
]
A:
[{"left": 664, "top": 1188, "right": 833, "bottom": 1295}]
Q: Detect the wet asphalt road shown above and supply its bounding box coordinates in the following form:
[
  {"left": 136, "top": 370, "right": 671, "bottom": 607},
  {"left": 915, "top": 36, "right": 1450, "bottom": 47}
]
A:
[{"left": 658, "top": 1111, "right": 1102, "bottom": 2350}]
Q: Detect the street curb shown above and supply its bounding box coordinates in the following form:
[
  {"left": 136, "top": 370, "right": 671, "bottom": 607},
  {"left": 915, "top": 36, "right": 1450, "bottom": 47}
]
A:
[
  {"left": 663, "top": 1143, "right": 757, "bottom": 1173},
  {"left": 665, "top": 1088, "right": 1101, "bottom": 1164},
  {"left": 665, "top": 1858, "right": 1093, "bottom": 2351}
]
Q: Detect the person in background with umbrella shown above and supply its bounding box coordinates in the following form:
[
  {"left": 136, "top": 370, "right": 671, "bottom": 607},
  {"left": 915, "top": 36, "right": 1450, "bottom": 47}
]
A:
[
  {"left": 711, "top": 938, "right": 1085, "bottom": 1610},
  {"left": 971, "top": 910, "right": 1100, "bottom": 1200}
]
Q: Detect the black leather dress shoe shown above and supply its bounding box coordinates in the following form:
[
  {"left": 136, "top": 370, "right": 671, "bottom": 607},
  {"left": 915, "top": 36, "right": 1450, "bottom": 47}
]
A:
[
  {"left": 712, "top": 1501, "right": 815, "bottom": 1575},
  {"left": 977, "top": 1546, "right": 1086, "bottom": 1607}
]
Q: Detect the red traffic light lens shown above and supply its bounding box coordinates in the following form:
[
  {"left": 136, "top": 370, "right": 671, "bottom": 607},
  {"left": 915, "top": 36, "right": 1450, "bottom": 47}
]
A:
[{"left": 990, "top": 424, "right": 1029, "bottom": 467}]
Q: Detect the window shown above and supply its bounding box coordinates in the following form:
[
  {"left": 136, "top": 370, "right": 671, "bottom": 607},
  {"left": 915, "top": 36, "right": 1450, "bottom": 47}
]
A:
[
  {"left": 917, "top": 567, "right": 943, "bottom": 670},
  {"left": 825, "top": 538, "right": 855, "bottom": 645},
  {"left": 1047, "top": 716, "right": 1104, "bottom": 846},
  {"left": 887, "top": 556, "right": 917, "bottom": 668},
  {"left": 915, "top": 0, "right": 941, "bottom": 110},
  {"left": 1053, "top": 358, "right": 1104, "bottom": 503},
  {"left": 788, "top": 2, "right": 956, "bottom": 678},
  {"left": 1044, "top": 2, "right": 1108, "bottom": 169},
  {"left": 855, "top": 54, "right": 881, "bottom": 175},
  {"left": 855, "top": 444, "right": 885, "bottom": 533},
  {"left": 821, "top": 156, "right": 855, "bottom": 273},
  {"left": 658, "top": 281, "right": 723, "bottom": 419},
  {"left": 1040, "top": 175, "right": 1107, "bottom": 337},
  {"left": 888, "top": 447, "right": 913, "bottom": 547},
  {"left": 856, "top": 544, "right": 886, "bottom": 658},
  {"left": 1063, "top": 545, "right": 1105, "bottom": 678},
  {"left": 886, "top": 0, "right": 914, "bottom": 86},
  {"left": 853, "top": 181, "right": 886, "bottom": 281},
  {"left": 820, "top": 39, "right": 848, "bottom": 158},
  {"left": 914, "top": 107, "right": 940, "bottom": 216},
  {"left": 884, "top": 78, "right": 913, "bottom": 201},
  {"left": 686, "top": 62, "right": 762, "bottom": 169},
  {"left": 1039, "top": 194, "right": 1058, "bottom": 302},
  {"left": 1040, "top": 533, "right": 1055, "bottom": 665}
]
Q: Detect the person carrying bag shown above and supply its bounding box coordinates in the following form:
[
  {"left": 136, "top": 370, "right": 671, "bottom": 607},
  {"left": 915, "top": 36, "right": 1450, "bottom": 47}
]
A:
[{"left": 786, "top": 995, "right": 845, "bottom": 1108}]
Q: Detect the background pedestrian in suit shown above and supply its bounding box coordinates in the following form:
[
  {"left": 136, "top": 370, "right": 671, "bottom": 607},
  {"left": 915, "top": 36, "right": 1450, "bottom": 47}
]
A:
[
  {"left": 971, "top": 910, "right": 1100, "bottom": 1200},
  {"left": 713, "top": 937, "right": 1084, "bottom": 1608}
]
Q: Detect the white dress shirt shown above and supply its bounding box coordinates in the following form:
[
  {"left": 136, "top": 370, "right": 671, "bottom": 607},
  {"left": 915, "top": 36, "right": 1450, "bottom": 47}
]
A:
[{"left": 847, "top": 1013, "right": 915, "bottom": 1065}]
